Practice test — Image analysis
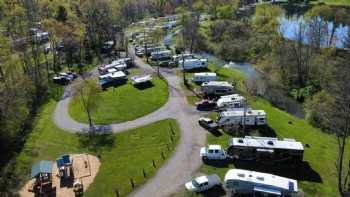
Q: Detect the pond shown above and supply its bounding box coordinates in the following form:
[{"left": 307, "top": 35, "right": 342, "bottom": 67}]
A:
[{"left": 279, "top": 15, "right": 349, "bottom": 48}]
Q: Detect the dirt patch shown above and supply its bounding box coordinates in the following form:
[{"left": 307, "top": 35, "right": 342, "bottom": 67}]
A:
[{"left": 19, "top": 154, "right": 100, "bottom": 197}]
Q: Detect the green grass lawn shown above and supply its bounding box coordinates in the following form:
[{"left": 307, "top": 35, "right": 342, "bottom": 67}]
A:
[
  {"left": 14, "top": 99, "right": 180, "bottom": 197},
  {"left": 69, "top": 77, "right": 169, "bottom": 125},
  {"left": 177, "top": 64, "right": 346, "bottom": 196},
  {"left": 311, "top": 0, "right": 350, "bottom": 6}
]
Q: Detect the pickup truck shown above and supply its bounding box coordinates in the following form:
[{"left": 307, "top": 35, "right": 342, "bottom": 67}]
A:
[
  {"left": 185, "top": 174, "right": 221, "bottom": 192},
  {"left": 200, "top": 145, "right": 227, "bottom": 160},
  {"left": 198, "top": 117, "right": 218, "bottom": 131}
]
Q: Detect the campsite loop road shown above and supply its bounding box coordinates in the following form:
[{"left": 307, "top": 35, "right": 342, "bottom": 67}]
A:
[{"left": 53, "top": 50, "right": 207, "bottom": 197}]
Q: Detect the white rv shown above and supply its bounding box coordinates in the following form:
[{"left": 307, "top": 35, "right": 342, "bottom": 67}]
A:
[
  {"left": 224, "top": 169, "right": 298, "bottom": 196},
  {"left": 179, "top": 58, "right": 208, "bottom": 70},
  {"left": 131, "top": 75, "right": 152, "bottom": 85},
  {"left": 99, "top": 61, "right": 127, "bottom": 74},
  {"left": 201, "top": 81, "right": 234, "bottom": 95},
  {"left": 99, "top": 71, "right": 127, "bottom": 87},
  {"left": 227, "top": 136, "right": 304, "bottom": 161},
  {"left": 217, "top": 109, "right": 266, "bottom": 126},
  {"left": 172, "top": 54, "right": 195, "bottom": 63},
  {"left": 192, "top": 72, "right": 217, "bottom": 83},
  {"left": 150, "top": 50, "right": 172, "bottom": 60},
  {"left": 216, "top": 94, "right": 245, "bottom": 109}
]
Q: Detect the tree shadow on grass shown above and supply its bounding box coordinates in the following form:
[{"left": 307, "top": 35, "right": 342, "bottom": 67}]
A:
[
  {"left": 233, "top": 160, "right": 322, "bottom": 183},
  {"left": 76, "top": 131, "right": 116, "bottom": 154}
]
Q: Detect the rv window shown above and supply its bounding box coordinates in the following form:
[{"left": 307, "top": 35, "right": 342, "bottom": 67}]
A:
[
  {"left": 201, "top": 62, "right": 205, "bottom": 65},
  {"left": 237, "top": 173, "right": 245, "bottom": 178},
  {"left": 209, "top": 150, "right": 214, "bottom": 153},
  {"left": 234, "top": 103, "right": 240, "bottom": 107},
  {"left": 267, "top": 141, "right": 274, "bottom": 145},
  {"left": 259, "top": 118, "right": 265, "bottom": 121},
  {"left": 214, "top": 150, "right": 219, "bottom": 153},
  {"left": 238, "top": 139, "right": 244, "bottom": 143},
  {"left": 257, "top": 176, "right": 265, "bottom": 181}
]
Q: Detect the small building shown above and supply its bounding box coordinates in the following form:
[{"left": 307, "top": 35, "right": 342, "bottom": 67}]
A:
[
  {"left": 227, "top": 136, "right": 304, "bottom": 162},
  {"left": 224, "top": 169, "right": 298, "bottom": 196},
  {"left": 201, "top": 81, "right": 234, "bottom": 95},
  {"left": 56, "top": 154, "right": 73, "bottom": 179}
]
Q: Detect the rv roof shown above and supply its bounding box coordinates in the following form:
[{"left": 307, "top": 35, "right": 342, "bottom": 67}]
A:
[
  {"left": 110, "top": 71, "right": 126, "bottom": 78},
  {"left": 220, "top": 109, "right": 266, "bottom": 117},
  {"left": 230, "top": 136, "right": 304, "bottom": 151},
  {"left": 194, "top": 72, "right": 216, "bottom": 77},
  {"left": 217, "top": 94, "right": 245, "bottom": 104},
  {"left": 202, "top": 81, "right": 232, "bottom": 87},
  {"left": 225, "top": 169, "right": 298, "bottom": 192}
]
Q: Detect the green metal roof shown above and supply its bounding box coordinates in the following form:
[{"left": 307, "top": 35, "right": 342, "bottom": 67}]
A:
[{"left": 31, "top": 160, "right": 52, "bottom": 178}]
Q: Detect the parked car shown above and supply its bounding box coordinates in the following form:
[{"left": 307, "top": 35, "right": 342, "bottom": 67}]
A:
[
  {"left": 185, "top": 174, "right": 221, "bottom": 192},
  {"left": 53, "top": 72, "right": 77, "bottom": 85},
  {"left": 198, "top": 117, "right": 218, "bottom": 131},
  {"left": 200, "top": 145, "right": 227, "bottom": 161},
  {"left": 195, "top": 99, "right": 216, "bottom": 110}
]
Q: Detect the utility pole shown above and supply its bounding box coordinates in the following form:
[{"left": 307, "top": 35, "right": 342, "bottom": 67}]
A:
[{"left": 182, "top": 52, "right": 186, "bottom": 84}]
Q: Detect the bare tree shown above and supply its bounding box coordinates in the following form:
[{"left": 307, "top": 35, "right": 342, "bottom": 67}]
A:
[{"left": 73, "top": 79, "right": 101, "bottom": 132}]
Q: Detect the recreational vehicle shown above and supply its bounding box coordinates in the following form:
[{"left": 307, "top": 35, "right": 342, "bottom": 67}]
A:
[
  {"left": 224, "top": 169, "right": 298, "bottom": 196},
  {"left": 99, "top": 61, "right": 127, "bottom": 74},
  {"left": 192, "top": 72, "right": 217, "bottom": 83},
  {"left": 201, "top": 81, "right": 234, "bottom": 95},
  {"left": 150, "top": 50, "right": 172, "bottom": 61},
  {"left": 227, "top": 136, "right": 304, "bottom": 162},
  {"left": 216, "top": 94, "right": 245, "bottom": 109},
  {"left": 99, "top": 71, "right": 127, "bottom": 88},
  {"left": 217, "top": 109, "right": 266, "bottom": 126},
  {"left": 172, "top": 54, "right": 195, "bottom": 63},
  {"left": 179, "top": 58, "right": 208, "bottom": 70},
  {"left": 131, "top": 75, "right": 152, "bottom": 85}
]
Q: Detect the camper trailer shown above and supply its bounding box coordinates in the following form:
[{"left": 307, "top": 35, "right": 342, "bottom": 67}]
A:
[
  {"left": 99, "top": 61, "right": 127, "bottom": 74},
  {"left": 99, "top": 71, "right": 127, "bottom": 88},
  {"left": 192, "top": 72, "right": 217, "bottom": 83},
  {"left": 172, "top": 54, "right": 195, "bottom": 63},
  {"left": 227, "top": 136, "right": 304, "bottom": 162},
  {"left": 150, "top": 50, "right": 172, "bottom": 61},
  {"left": 217, "top": 109, "right": 266, "bottom": 126},
  {"left": 201, "top": 81, "right": 234, "bottom": 95},
  {"left": 216, "top": 94, "right": 245, "bottom": 109},
  {"left": 179, "top": 58, "right": 208, "bottom": 70},
  {"left": 224, "top": 169, "right": 298, "bottom": 196}
]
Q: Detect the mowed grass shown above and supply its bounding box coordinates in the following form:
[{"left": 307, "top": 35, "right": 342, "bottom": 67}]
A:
[
  {"left": 179, "top": 66, "right": 347, "bottom": 196},
  {"left": 14, "top": 100, "right": 180, "bottom": 197},
  {"left": 69, "top": 77, "right": 169, "bottom": 125},
  {"left": 310, "top": 0, "right": 350, "bottom": 6}
]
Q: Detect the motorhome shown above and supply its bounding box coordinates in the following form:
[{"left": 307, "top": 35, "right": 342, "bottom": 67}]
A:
[
  {"left": 201, "top": 81, "right": 234, "bottom": 95},
  {"left": 216, "top": 94, "right": 245, "bottom": 109},
  {"left": 150, "top": 50, "right": 172, "bottom": 61},
  {"left": 224, "top": 169, "right": 298, "bottom": 196},
  {"left": 217, "top": 109, "right": 266, "bottom": 126},
  {"left": 131, "top": 75, "right": 152, "bottom": 85},
  {"left": 227, "top": 136, "right": 304, "bottom": 162},
  {"left": 192, "top": 72, "right": 217, "bottom": 83},
  {"left": 179, "top": 58, "right": 208, "bottom": 70},
  {"left": 99, "top": 61, "right": 127, "bottom": 74}
]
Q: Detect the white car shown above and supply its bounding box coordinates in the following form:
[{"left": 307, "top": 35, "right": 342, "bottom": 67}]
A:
[
  {"left": 185, "top": 174, "right": 221, "bottom": 192},
  {"left": 200, "top": 145, "right": 227, "bottom": 160}
]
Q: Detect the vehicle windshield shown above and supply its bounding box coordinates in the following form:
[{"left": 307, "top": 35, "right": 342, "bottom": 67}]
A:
[{"left": 192, "top": 180, "right": 200, "bottom": 187}]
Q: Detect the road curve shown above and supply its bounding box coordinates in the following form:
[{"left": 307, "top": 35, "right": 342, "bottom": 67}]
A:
[{"left": 53, "top": 50, "right": 207, "bottom": 196}]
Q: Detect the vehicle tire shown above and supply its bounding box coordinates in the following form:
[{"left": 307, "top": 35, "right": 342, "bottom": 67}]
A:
[{"left": 202, "top": 156, "right": 208, "bottom": 161}]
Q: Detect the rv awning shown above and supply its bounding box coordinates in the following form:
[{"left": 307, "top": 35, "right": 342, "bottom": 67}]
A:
[{"left": 254, "top": 186, "right": 282, "bottom": 195}]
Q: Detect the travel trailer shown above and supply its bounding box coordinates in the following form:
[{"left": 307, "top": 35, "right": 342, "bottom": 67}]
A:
[
  {"left": 201, "top": 81, "right": 234, "bottom": 95},
  {"left": 216, "top": 94, "right": 245, "bottom": 109},
  {"left": 172, "top": 54, "right": 195, "bottom": 63},
  {"left": 217, "top": 109, "right": 266, "bottom": 126},
  {"left": 150, "top": 50, "right": 172, "bottom": 61},
  {"left": 179, "top": 58, "right": 208, "bottom": 70},
  {"left": 224, "top": 169, "right": 298, "bottom": 196},
  {"left": 131, "top": 75, "right": 152, "bottom": 85},
  {"left": 192, "top": 72, "right": 217, "bottom": 83},
  {"left": 99, "top": 71, "right": 127, "bottom": 88},
  {"left": 227, "top": 136, "right": 304, "bottom": 162},
  {"left": 99, "top": 61, "right": 127, "bottom": 74}
]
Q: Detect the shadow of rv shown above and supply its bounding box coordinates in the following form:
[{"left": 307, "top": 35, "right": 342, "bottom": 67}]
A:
[
  {"left": 203, "top": 159, "right": 231, "bottom": 168},
  {"left": 76, "top": 130, "right": 115, "bottom": 153},
  {"left": 184, "top": 67, "right": 211, "bottom": 73},
  {"left": 224, "top": 125, "right": 277, "bottom": 138},
  {"left": 134, "top": 81, "right": 154, "bottom": 90},
  {"left": 233, "top": 160, "right": 322, "bottom": 183},
  {"left": 198, "top": 185, "right": 226, "bottom": 197}
]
